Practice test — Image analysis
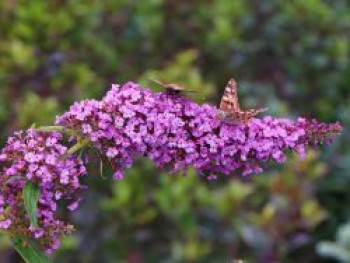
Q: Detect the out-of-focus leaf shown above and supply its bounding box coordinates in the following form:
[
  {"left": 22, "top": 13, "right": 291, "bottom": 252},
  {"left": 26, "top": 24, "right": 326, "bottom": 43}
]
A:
[
  {"left": 16, "top": 93, "right": 59, "bottom": 128},
  {"left": 12, "top": 237, "right": 52, "bottom": 263},
  {"left": 23, "top": 180, "right": 40, "bottom": 228}
]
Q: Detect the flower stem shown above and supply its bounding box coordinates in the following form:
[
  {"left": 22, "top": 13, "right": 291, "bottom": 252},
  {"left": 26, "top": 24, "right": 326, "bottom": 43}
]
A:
[
  {"left": 35, "top": 126, "right": 75, "bottom": 136},
  {"left": 63, "top": 138, "right": 90, "bottom": 159}
]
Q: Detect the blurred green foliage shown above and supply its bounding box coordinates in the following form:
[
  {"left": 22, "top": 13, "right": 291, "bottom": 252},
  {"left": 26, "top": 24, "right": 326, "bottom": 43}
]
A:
[{"left": 0, "top": 0, "right": 349, "bottom": 262}]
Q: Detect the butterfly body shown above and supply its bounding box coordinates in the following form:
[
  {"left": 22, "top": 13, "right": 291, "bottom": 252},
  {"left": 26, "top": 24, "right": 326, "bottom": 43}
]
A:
[
  {"left": 218, "top": 78, "right": 267, "bottom": 123},
  {"left": 150, "top": 78, "right": 192, "bottom": 95},
  {"left": 163, "top": 83, "right": 185, "bottom": 94}
]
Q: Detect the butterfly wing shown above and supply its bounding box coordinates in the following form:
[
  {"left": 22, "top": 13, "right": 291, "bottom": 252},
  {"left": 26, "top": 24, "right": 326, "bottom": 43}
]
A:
[
  {"left": 149, "top": 78, "right": 186, "bottom": 93},
  {"left": 149, "top": 77, "right": 166, "bottom": 87},
  {"left": 246, "top": 107, "right": 268, "bottom": 116},
  {"left": 165, "top": 83, "right": 185, "bottom": 91},
  {"left": 219, "top": 78, "right": 268, "bottom": 123},
  {"left": 219, "top": 78, "right": 241, "bottom": 113},
  {"left": 239, "top": 107, "right": 268, "bottom": 123}
]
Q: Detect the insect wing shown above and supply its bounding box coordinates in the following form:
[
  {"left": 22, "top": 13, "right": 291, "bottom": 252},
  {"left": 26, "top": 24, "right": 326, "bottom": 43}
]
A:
[
  {"left": 149, "top": 77, "right": 166, "bottom": 87},
  {"left": 246, "top": 107, "right": 268, "bottom": 117},
  {"left": 165, "top": 83, "right": 185, "bottom": 92},
  {"left": 219, "top": 78, "right": 241, "bottom": 113}
]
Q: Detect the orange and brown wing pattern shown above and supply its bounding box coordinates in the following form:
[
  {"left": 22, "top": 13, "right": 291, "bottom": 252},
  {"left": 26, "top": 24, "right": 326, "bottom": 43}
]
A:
[
  {"left": 219, "top": 78, "right": 241, "bottom": 113},
  {"left": 218, "top": 78, "right": 267, "bottom": 123},
  {"left": 235, "top": 107, "right": 268, "bottom": 123},
  {"left": 246, "top": 107, "right": 268, "bottom": 117}
]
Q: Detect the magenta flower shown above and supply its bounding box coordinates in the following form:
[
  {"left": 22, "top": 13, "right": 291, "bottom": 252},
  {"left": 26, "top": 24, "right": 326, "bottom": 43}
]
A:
[
  {"left": 0, "top": 129, "right": 86, "bottom": 253},
  {"left": 57, "top": 82, "right": 342, "bottom": 179},
  {"left": 0, "top": 81, "right": 342, "bottom": 255}
]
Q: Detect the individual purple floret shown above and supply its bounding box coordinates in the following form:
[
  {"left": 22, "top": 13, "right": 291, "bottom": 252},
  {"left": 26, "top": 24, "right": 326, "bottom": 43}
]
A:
[
  {"left": 57, "top": 82, "right": 342, "bottom": 179},
  {"left": 0, "top": 129, "right": 86, "bottom": 253}
]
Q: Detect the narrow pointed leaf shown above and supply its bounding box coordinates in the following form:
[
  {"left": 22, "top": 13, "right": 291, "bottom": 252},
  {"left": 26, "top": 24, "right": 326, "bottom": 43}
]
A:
[
  {"left": 12, "top": 237, "right": 52, "bottom": 263},
  {"left": 23, "top": 180, "right": 40, "bottom": 227}
]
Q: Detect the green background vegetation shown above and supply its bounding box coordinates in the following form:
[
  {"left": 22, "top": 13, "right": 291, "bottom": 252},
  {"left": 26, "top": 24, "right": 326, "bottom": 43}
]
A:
[{"left": 0, "top": 0, "right": 349, "bottom": 262}]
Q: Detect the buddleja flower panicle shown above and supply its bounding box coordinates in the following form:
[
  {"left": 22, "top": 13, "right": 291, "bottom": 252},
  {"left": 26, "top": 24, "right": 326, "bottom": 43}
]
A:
[
  {"left": 0, "top": 129, "right": 86, "bottom": 253},
  {"left": 57, "top": 81, "right": 342, "bottom": 179},
  {"left": 0, "top": 81, "right": 342, "bottom": 254}
]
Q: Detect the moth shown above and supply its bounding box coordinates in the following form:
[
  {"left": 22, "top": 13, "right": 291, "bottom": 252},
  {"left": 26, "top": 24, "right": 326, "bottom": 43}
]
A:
[
  {"left": 149, "top": 78, "right": 195, "bottom": 95},
  {"left": 218, "top": 78, "right": 267, "bottom": 123}
]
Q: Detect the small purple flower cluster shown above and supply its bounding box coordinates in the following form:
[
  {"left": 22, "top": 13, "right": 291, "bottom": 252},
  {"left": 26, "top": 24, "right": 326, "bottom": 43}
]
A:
[
  {"left": 0, "top": 129, "right": 86, "bottom": 253},
  {"left": 57, "top": 82, "right": 342, "bottom": 179}
]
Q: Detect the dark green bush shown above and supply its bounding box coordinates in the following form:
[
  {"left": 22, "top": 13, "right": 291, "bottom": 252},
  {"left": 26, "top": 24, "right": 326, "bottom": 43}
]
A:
[{"left": 0, "top": 0, "right": 349, "bottom": 262}]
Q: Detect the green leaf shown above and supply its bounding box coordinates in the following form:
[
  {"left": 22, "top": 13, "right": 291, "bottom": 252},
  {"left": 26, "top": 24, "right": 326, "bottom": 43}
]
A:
[
  {"left": 12, "top": 236, "right": 52, "bottom": 263},
  {"left": 23, "top": 180, "right": 40, "bottom": 227}
]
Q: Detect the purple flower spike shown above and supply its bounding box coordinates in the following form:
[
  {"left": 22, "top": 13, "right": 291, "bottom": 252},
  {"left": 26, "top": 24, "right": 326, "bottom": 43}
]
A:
[
  {"left": 57, "top": 82, "right": 342, "bottom": 179},
  {"left": 0, "top": 129, "right": 86, "bottom": 252},
  {"left": 0, "top": 81, "right": 342, "bottom": 254}
]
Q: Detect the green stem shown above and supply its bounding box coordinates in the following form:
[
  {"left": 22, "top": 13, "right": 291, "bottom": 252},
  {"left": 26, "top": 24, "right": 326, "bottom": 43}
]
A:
[
  {"left": 36, "top": 126, "right": 90, "bottom": 158},
  {"left": 63, "top": 138, "right": 90, "bottom": 158},
  {"left": 35, "top": 126, "right": 75, "bottom": 136}
]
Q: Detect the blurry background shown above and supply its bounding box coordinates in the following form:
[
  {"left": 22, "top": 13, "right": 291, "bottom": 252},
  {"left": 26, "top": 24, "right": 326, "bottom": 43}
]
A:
[{"left": 0, "top": 0, "right": 349, "bottom": 262}]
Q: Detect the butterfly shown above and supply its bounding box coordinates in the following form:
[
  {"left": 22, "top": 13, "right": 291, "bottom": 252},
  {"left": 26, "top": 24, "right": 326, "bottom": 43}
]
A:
[
  {"left": 149, "top": 78, "right": 195, "bottom": 95},
  {"left": 218, "top": 78, "right": 267, "bottom": 123}
]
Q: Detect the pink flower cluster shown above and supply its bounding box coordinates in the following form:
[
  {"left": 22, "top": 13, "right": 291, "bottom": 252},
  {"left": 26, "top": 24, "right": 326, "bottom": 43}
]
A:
[
  {"left": 57, "top": 82, "right": 342, "bottom": 179},
  {"left": 0, "top": 130, "right": 86, "bottom": 253},
  {"left": 0, "top": 81, "right": 342, "bottom": 254}
]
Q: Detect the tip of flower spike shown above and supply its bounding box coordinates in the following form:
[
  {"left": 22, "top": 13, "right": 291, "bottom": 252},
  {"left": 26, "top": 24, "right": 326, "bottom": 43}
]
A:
[
  {"left": 333, "top": 121, "right": 344, "bottom": 133},
  {"left": 305, "top": 120, "right": 343, "bottom": 144}
]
